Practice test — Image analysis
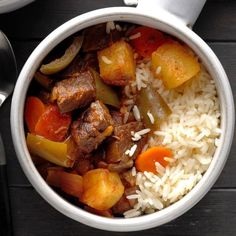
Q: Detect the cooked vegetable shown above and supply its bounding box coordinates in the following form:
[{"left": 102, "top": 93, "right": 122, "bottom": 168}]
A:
[
  {"left": 34, "top": 71, "right": 54, "bottom": 91},
  {"left": 129, "top": 26, "right": 165, "bottom": 58},
  {"left": 60, "top": 172, "right": 83, "bottom": 198},
  {"left": 46, "top": 167, "right": 64, "bottom": 187},
  {"left": 34, "top": 104, "right": 71, "bottom": 142},
  {"left": 61, "top": 172, "right": 83, "bottom": 198},
  {"left": 135, "top": 146, "right": 172, "bottom": 173},
  {"left": 26, "top": 133, "right": 74, "bottom": 167},
  {"left": 24, "top": 96, "right": 45, "bottom": 133},
  {"left": 152, "top": 40, "right": 200, "bottom": 89},
  {"left": 97, "top": 40, "right": 135, "bottom": 86},
  {"left": 40, "top": 36, "right": 84, "bottom": 75},
  {"left": 136, "top": 86, "right": 171, "bottom": 129},
  {"left": 81, "top": 169, "right": 124, "bottom": 210},
  {"left": 90, "top": 68, "right": 120, "bottom": 108},
  {"left": 47, "top": 169, "right": 83, "bottom": 198}
]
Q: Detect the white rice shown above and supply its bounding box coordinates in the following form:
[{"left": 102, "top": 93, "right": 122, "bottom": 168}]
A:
[
  {"left": 124, "top": 60, "right": 221, "bottom": 218},
  {"left": 131, "top": 128, "right": 151, "bottom": 141},
  {"left": 129, "top": 32, "right": 141, "bottom": 40},
  {"left": 155, "top": 66, "right": 162, "bottom": 75},
  {"left": 126, "top": 144, "right": 138, "bottom": 157},
  {"left": 164, "top": 157, "right": 175, "bottom": 163},
  {"left": 115, "top": 24, "right": 122, "bottom": 32},
  {"left": 106, "top": 21, "right": 115, "bottom": 34},
  {"left": 147, "top": 111, "right": 155, "bottom": 124},
  {"left": 125, "top": 149, "right": 130, "bottom": 155},
  {"left": 131, "top": 167, "right": 137, "bottom": 176},
  {"left": 155, "top": 162, "right": 166, "bottom": 176},
  {"left": 135, "top": 128, "right": 151, "bottom": 136},
  {"left": 133, "top": 105, "right": 141, "bottom": 121},
  {"left": 131, "top": 131, "right": 141, "bottom": 141},
  {"left": 129, "top": 144, "right": 138, "bottom": 157},
  {"left": 101, "top": 56, "right": 112, "bottom": 64}
]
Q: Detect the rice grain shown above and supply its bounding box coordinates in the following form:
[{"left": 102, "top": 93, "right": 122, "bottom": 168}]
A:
[
  {"left": 133, "top": 105, "right": 141, "bottom": 121},
  {"left": 101, "top": 56, "right": 112, "bottom": 64}
]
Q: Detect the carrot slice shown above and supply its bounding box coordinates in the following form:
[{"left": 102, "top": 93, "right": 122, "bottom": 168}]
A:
[
  {"left": 135, "top": 146, "right": 172, "bottom": 174},
  {"left": 34, "top": 104, "right": 71, "bottom": 142},
  {"left": 24, "top": 96, "right": 45, "bottom": 133},
  {"left": 129, "top": 26, "right": 165, "bottom": 58}
]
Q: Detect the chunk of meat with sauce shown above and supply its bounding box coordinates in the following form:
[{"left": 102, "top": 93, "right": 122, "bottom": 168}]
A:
[
  {"left": 74, "top": 158, "right": 94, "bottom": 176},
  {"left": 71, "top": 100, "right": 113, "bottom": 154},
  {"left": 107, "top": 160, "right": 134, "bottom": 173},
  {"left": 112, "top": 187, "right": 137, "bottom": 215},
  {"left": 51, "top": 71, "right": 96, "bottom": 113},
  {"left": 120, "top": 169, "right": 136, "bottom": 188},
  {"left": 106, "top": 121, "right": 148, "bottom": 164},
  {"left": 72, "top": 147, "right": 107, "bottom": 175},
  {"left": 59, "top": 53, "right": 98, "bottom": 79},
  {"left": 110, "top": 110, "right": 123, "bottom": 127},
  {"left": 112, "top": 195, "right": 131, "bottom": 215},
  {"left": 90, "top": 147, "right": 107, "bottom": 168},
  {"left": 82, "top": 23, "right": 123, "bottom": 52}
]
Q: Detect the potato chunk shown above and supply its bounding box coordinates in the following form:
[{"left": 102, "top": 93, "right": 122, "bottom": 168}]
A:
[
  {"left": 81, "top": 168, "right": 124, "bottom": 210},
  {"left": 152, "top": 41, "right": 200, "bottom": 89},
  {"left": 97, "top": 40, "right": 135, "bottom": 86}
]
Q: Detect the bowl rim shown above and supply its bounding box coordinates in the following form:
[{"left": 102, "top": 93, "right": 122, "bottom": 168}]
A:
[{"left": 10, "top": 6, "right": 235, "bottom": 232}]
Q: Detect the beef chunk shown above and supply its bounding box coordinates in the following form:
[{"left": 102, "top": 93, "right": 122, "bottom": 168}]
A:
[
  {"left": 82, "top": 23, "right": 123, "bottom": 52},
  {"left": 74, "top": 158, "right": 94, "bottom": 176},
  {"left": 120, "top": 170, "right": 136, "bottom": 188},
  {"left": 51, "top": 71, "right": 96, "bottom": 113},
  {"left": 112, "top": 187, "right": 137, "bottom": 215},
  {"left": 90, "top": 147, "right": 107, "bottom": 168},
  {"left": 60, "top": 53, "right": 98, "bottom": 79},
  {"left": 106, "top": 121, "right": 147, "bottom": 164},
  {"left": 71, "top": 100, "right": 113, "bottom": 154},
  {"left": 112, "top": 195, "right": 131, "bottom": 215},
  {"left": 107, "top": 159, "right": 134, "bottom": 173},
  {"left": 110, "top": 110, "right": 123, "bottom": 127},
  {"left": 38, "top": 90, "right": 51, "bottom": 104}
]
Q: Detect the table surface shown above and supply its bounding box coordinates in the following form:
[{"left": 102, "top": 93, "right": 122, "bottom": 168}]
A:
[{"left": 0, "top": 0, "right": 236, "bottom": 235}]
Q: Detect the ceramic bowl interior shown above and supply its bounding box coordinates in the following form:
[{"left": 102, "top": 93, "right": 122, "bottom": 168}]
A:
[{"left": 11, "top": 8, "right": 235, "bottom": 232}]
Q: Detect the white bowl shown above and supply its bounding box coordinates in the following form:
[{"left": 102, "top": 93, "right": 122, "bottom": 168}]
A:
[
  {"left": 0, "top": 0, "right": 34, "bottom": 14},
  {"left": 10, "top": 0, "right": 235, "bottom": 232}
]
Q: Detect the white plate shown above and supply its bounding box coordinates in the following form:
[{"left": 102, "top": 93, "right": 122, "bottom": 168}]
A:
[{"left": 0, "top": 0, "right": 34, "bottom": 14}]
